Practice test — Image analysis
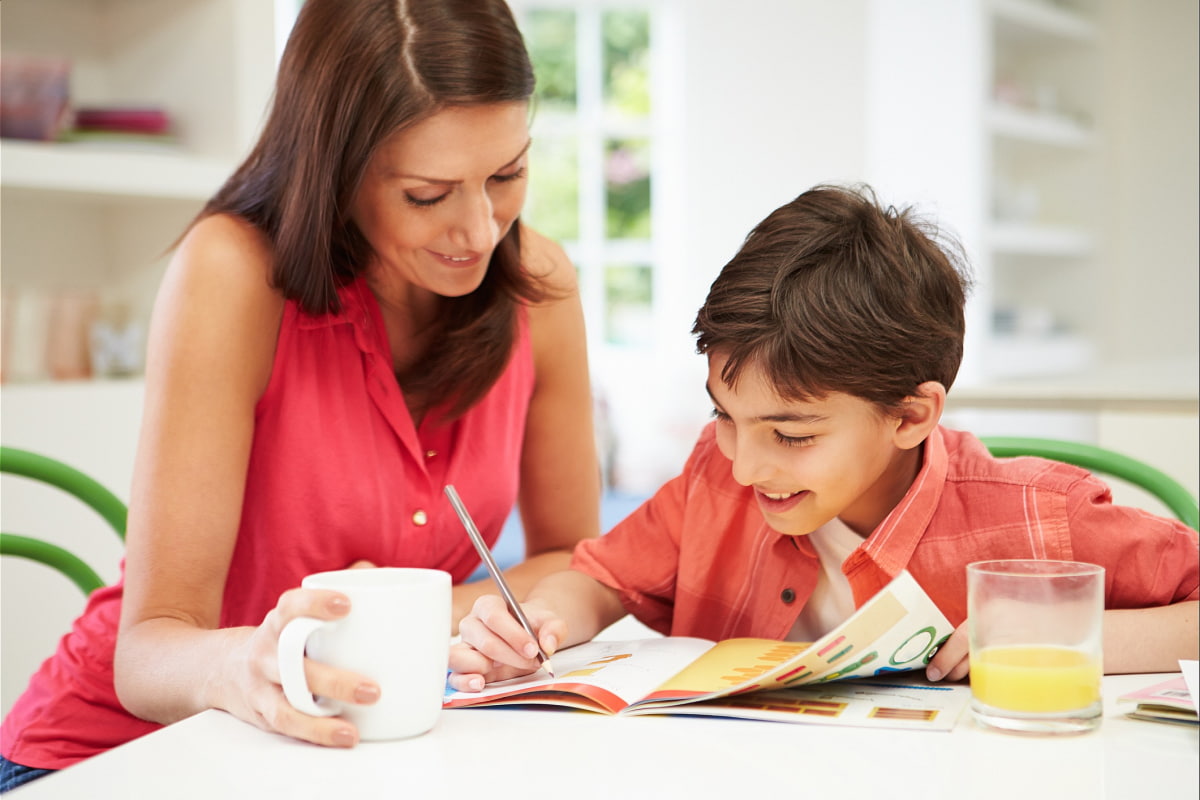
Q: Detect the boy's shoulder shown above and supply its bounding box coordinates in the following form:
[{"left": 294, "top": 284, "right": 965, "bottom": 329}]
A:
[{"left": 940, "top": 427, "right": 1096, "bottom": 496}]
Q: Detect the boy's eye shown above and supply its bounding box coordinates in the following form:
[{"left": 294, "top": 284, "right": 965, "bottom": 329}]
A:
[{"left": 774, "top": 432, "right": 815, "bottom": 447}]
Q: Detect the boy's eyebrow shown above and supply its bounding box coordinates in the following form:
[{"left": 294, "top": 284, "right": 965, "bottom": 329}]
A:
[
  {"left": 392, "top": 139, "right": 532, "bottom": 185},
  {"left": 705, "top": 383, "right": 828, "bottom": 424}
]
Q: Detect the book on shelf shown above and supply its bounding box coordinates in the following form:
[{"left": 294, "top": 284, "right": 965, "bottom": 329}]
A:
[
  {"left": 1119, "top": 672, "right": 1198, "bottom": 727},
  {"left": 444, "top": 570, "right": 968, "bottom": 731}
]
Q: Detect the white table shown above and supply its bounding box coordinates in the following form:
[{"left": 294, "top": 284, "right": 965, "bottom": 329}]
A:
[{"left": 12, "top": 671, "right": 1197, "bottom": 799}]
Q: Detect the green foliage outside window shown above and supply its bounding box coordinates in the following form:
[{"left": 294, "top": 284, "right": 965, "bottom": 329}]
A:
[{"left": 526, "top": 9, "right": 577, "bottom": 113}]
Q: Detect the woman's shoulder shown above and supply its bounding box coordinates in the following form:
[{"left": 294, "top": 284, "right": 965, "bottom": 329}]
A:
[
  {"left": 151, "top": 214, "right": 285, "bottom": 395},
  {"left": 163, "top": 213, "right": 285, "bottom": 321}
]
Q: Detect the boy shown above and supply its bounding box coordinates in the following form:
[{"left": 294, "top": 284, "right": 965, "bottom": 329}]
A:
[{"left": 448, "top": 184, "right": 1199, "bottom": 690}]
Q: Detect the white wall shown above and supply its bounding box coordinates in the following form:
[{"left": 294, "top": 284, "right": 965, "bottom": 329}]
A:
[
  {"left": 601, "top": 0, "right": 871, "bottom": 494},
  {"left": 1102, "top": 0, "right": 1200, "bottom": 361}
]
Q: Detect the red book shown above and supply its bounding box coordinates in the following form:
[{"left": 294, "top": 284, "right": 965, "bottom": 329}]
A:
[{"left": 73, "top": 107, "right": 171, "bottom": 135}]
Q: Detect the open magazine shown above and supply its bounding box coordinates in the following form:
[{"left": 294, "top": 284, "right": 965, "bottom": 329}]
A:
[{"left": 444, "top": 570, "right": 968, "bottom": 730}]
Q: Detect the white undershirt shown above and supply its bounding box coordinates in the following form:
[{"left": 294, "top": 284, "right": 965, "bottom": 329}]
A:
[{"left": 787, "top": 517, "right": 866, "bottom": 643}]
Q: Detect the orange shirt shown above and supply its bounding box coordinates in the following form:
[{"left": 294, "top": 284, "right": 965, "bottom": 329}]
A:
[{"left": 571, "top": 424, "right": 1199, "bottom": 641}]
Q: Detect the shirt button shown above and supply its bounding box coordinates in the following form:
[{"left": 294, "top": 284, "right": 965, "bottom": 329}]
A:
[
  {"left": 412, "top": 510, "right": 428, "bottom": 526},
  {"left": 781, "top": 588, "right": 796, "bottom": 604},
  {"left": 425, "top": 450, "right": 437, "bottom": 459}
]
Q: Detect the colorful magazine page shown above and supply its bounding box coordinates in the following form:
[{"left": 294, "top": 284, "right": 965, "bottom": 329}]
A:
[
  {"left": 637, "top": 676, "right": 971, "bottom": 731},
  {"left": 627, "top": 569, "right": 952, "bottom": 712}
]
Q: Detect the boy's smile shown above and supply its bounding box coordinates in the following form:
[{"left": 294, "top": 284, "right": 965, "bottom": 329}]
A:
[{"left": 706, "top": 352, "right": 926, "bottom": 538}]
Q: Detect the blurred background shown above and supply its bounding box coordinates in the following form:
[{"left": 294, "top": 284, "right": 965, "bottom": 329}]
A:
[{"left": 1, "top": 0, "right": 1197, "bottom": 715}]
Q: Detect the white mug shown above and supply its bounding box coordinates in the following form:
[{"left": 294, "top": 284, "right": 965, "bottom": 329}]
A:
[{"left": 277, "top": 567, "right": 451, "bottom": 741}]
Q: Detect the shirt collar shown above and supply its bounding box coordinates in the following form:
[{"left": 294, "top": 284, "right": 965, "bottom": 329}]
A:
[{"left": 858, "top": 425, "right": 949, "bottom": 573}]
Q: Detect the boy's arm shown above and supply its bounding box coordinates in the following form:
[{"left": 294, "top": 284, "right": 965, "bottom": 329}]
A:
[
  {"left": 448, "top": 570, "right": 626, "bottom": 691},
  {"left": 1103, "top": 601, "right": 1199, "bottom": 673},
  {"left": 927, "top": 600, "right": 1200, "bottom": 682}
]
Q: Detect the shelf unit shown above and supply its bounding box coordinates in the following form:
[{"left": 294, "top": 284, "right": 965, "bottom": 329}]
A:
[
  {"left": 0, "top": 0, "right": 281, "bottom": 720},
  {"left": 984, "top": 0, "right": 1103, "bottom": 377},
  {"left": 1, "top": 0, "right": 279, "bottom": 383},
  {"left": 866, "top": 0, "right": 1106, "bottom": 383}
]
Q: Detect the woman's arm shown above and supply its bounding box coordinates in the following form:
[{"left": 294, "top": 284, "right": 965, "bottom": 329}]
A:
[
  {"left": 450, "top": 225, "right": 602, "bottom": 622},
  {"left": 114, "top": 215, "right": 369, "bottom": 747}
]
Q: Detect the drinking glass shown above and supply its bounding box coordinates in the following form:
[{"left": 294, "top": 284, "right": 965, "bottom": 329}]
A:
[{"left": 968, "top": 559, "right": 1104, "bottom": 735}]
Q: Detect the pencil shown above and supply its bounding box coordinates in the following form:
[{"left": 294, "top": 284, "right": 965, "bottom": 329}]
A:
[{"left": 444, "top": 485, "right": 555, "bottom": 678}]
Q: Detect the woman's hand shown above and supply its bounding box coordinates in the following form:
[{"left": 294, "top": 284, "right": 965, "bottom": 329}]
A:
[
  {"left": 448, "top": 593, "right": 567, "bottom": 692},
  {"left": 220, "top": 586, "right": 381, "bottom": 748}
]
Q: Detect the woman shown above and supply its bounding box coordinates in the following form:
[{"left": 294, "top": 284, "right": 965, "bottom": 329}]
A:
[{"left": 0, "top": 0, "right": 599, "bottom": 789}]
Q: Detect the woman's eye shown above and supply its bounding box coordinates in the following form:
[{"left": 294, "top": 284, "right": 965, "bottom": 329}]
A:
[
  {"left": 491, "top": 166, "right": 527, "bottom": 184},
  {"left": 710, "top": 408, "right": 731, "bottom": 422},
  {"left": 404, "top": 192, "right": 448, "bottom": 208}
]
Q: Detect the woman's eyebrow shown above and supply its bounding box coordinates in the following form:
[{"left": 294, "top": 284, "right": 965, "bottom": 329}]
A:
[{"left": 394, "top": 139, "right": 533, "bottom": 185}]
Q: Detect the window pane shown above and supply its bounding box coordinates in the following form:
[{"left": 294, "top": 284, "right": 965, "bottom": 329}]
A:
[
  {"left": 605, "top": 138, "right": 651, "bottom": 239},
  {"left": 524, "top": 9, "right": 577, "bottom": 113},
  {"left": 604, "top": 263, "right": 653, "bottom": 346},
  {"left": 603, "top": 10, "right": 650, "bottom": 117},
  {"left": 526, "top": 135, "right": 579, "bottom": 241}
]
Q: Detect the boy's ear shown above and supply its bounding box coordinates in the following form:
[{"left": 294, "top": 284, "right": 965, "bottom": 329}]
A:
[{"left": 894, "top": 381, "right": 945, "bottom": 450}]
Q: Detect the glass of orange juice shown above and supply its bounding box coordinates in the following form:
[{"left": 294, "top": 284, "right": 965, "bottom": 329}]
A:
[{"left": 967, "top": 559, "right": 1104, "bottom": 735}]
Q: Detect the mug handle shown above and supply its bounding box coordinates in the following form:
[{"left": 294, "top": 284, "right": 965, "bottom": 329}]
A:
[{"left": 277, "top": 616, "right": 342, "bottom": 717}]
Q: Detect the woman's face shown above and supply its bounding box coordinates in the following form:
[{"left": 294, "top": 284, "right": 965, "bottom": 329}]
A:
[{"left": 352, "top": 102, "right": 530, "bottom": 303}]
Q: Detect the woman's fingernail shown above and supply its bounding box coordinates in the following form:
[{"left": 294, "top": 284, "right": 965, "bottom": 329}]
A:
[
  {"left": 544, "top": 635, "right": 558, "bottom": 654},
  {"left": 926, "top": 666, "right": 943, "bottom": 682},
  {"left": 523, "top": 642, "right": 538, "bottom": 659},
  {"left": 327, "top": 595, "right": 350, "bottom": 614},
  {"left": 355, "top": 684, "right": 381, "bottom": 704},
  {"left": 332, "top": 727, "right": 357, "bottom": 747},
  {"left": 469, "top": 677, "right": 484, "bottom": 692}
]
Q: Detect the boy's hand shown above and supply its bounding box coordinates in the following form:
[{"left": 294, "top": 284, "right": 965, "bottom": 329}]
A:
[
  {"left": 447, "top": 594, "right": 567, "bottom": 692},
  {"left": 926, "top": 620, "right": 970, "bottom": 682}
]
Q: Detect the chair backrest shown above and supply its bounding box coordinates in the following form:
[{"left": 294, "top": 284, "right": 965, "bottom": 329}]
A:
[
  {"left": 980, "top": 436, "right": 1200, "bottom": 531},
  {"left": 0, "top": 446, "right": 127, "bottom": 595}
]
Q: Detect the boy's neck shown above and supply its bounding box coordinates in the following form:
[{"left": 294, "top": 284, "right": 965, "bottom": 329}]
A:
[{"left": 841, "top": 442, "right": 926, "bottom": 538}]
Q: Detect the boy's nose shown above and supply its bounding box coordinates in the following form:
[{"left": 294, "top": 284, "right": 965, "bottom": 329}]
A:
[{"left": 729, "top": 439, "right": 773, "bottom": 488}]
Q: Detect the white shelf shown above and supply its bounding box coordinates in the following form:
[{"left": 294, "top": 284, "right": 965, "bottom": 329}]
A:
[
  {"left": 991, "top": 0, "right": 1098, "bottom": 43},
  {"left": 988, "top": 103, "right": 1094, "bottom": 148},
  {"left": 985, "top": 332, "right": 1096, "bottom": 379},
  {"left": 988, "top": 223, "right": 1093, "bottom": 256},
  {"left": 1, "top": 139, "right": 234, "bottom": 202}
]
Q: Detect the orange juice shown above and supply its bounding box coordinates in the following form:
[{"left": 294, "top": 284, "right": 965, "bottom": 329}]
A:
[{"left": 971, "top": 645, "right": 1101, "bottom": 713}]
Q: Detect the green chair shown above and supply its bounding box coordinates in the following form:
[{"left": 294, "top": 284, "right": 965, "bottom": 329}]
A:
[
  {"left": 0, "top": 446, "right": 127, "bottom": 595},
  {"left": 981, "top": 436, "right": 1199, "bottom": 531}
]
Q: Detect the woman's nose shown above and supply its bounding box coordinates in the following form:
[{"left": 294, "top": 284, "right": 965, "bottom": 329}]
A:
[{"left": 451, "top": 189, "right": 499, "bottom": 253}]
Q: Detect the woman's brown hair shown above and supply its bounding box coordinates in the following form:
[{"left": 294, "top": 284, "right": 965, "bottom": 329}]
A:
[
  {"left": 693, "top": 184, "right": 973, "bottom": 414},
  {"left": 198, "top": 0, "right": 544, "bottom": 416}
]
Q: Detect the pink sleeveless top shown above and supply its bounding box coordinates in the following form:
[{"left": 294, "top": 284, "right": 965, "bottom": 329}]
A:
[{"left": 1, "top": 278, "right": 534, "bottom": 768}]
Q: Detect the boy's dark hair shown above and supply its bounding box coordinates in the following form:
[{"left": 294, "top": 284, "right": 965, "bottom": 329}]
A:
[{"left": 693, "top": 183, "right": 973, "bottom": 413}]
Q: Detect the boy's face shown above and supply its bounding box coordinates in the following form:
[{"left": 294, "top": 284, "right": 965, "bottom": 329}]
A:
[{"left": 707, "top": 352, "right": 920, "bottom": 538}]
